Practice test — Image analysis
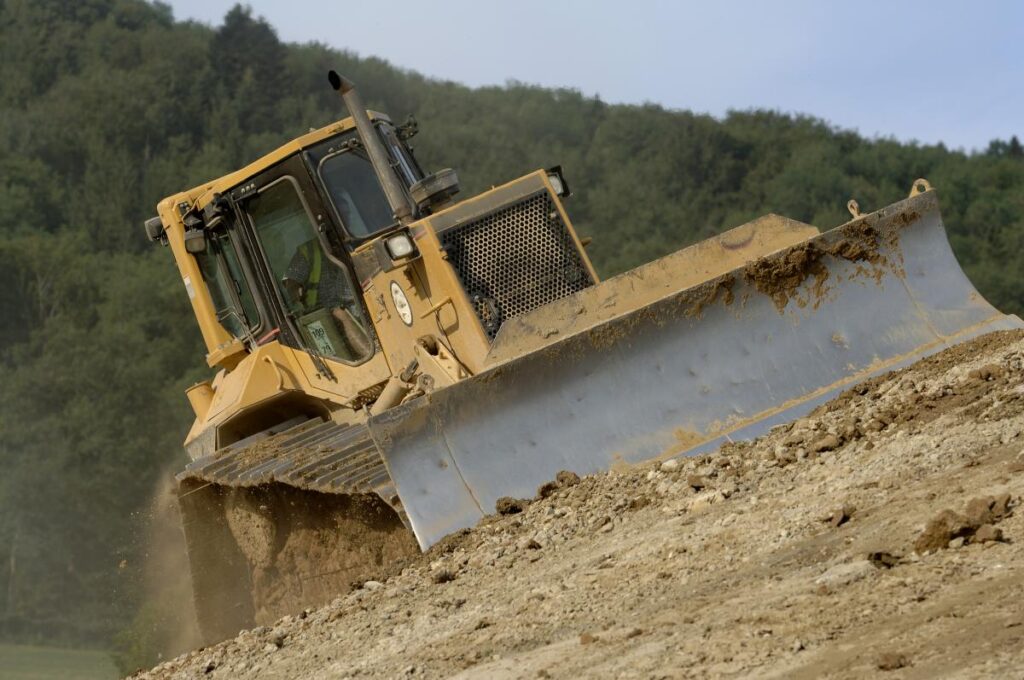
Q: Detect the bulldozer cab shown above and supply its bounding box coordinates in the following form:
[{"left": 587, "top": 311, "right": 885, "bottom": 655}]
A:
[{"left": 194, "top": 121, "right": 422, "bottom": 370}]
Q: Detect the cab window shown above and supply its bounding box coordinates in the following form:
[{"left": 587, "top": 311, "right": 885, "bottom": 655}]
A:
[
  {"left": 194, "top": 231, "right": 259, "bottom": 340},
  {"left": 245, "top": 177, "right": 375, "bottom": 364},
  {"left": 317, "top": 150, "right": 395, "bottom": 238}
]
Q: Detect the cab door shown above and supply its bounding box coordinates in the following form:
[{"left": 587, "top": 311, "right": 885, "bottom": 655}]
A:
[{"left": 231, "top": 155, "right": 391, "bottom": 398}]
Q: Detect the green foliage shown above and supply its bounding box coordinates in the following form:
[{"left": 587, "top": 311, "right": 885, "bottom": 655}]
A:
[{"left": 1, "top": 0, "right": 1023, "bottom": 652}]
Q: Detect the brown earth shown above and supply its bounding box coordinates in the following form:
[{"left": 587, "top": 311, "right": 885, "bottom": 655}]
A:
[
  {"left": 136, "top": 330, "right": 1024, "bottom": 679},
  {"left": 178, "top": 482, "right": 420, "bottom": 643}
]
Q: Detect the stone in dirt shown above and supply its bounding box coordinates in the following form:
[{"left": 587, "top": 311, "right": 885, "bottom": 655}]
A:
[
  {"left": 971, "top": 524, "right": 1004, "bottom": 544},
  {"left": 496, "top": 497, "right": 527, "bottom": 515},
  {"left": 867, "top": 551, "right": 899, "bottom": 569},
  {"left": 967, "top": 364, "right": 1005, "bottom": 381},
  {"left": 555, "top": 470, "right": 581, "bottom": 487},
  {"left": 431, "top": 568, "right": 455, "bottom": 584},
  {"left": 536, "top": 481, "right": 560, "bottom": 499},
  {"left": 687, "top": 474, "right": 708, "bottom": 490},
  {"left": 913, "top": 509, "right": 976, "bottom": 553},
  {"left": 810, "top": 434, "right": 842, "bottom": 453},
  {"left": 963, "top": 494, "right": 1012, "bottom": 525},
  {"left": 823, "top": 505, "right": 855, "bottom": 527},
  {"left": 876, "top": 652, "right": 909, "bottom": 671},
  {"left": 814, "top": 560, "right": 875, "bottom": 588},
  {"left": 916, "top": 495, "right": 1013, "bottom": 552}
]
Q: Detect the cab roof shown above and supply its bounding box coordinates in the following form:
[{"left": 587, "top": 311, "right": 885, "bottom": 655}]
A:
[{"left": 158, "top": 111, "right": 391, "bottom": 214}]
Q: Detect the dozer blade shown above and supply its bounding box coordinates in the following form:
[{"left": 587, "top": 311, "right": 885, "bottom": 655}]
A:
[{"left": 368, "top": 189, "right": 1023, "bottom": 549}]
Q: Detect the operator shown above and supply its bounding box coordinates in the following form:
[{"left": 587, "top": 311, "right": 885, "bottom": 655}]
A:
[{"left": 283, "top": 238, "right": 371, "bottom": 359}]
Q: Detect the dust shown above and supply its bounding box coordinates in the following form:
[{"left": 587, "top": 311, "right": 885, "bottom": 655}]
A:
[{"left": 117, "top": 470, "right": 201, "bottom": 670}]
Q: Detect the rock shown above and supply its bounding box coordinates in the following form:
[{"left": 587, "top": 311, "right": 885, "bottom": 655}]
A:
[
  {"left": 625, "top": 627, "right": 643, "bottom": 639},
  {"left": 686, "top": 490, "right": 726, "bottom": 513},
  {"left": 536, "top": 481, "right": 559, "bottom": 499},
  {"left": 496, "top": 497, "right": 526, "bottom": 515},
  {"left": 875, "top": 652, "right": 909, "bottom": 671},
  {"left": 718, "top": 482, "right": 738, "bottom": 499},
  {"left": 810, "top": 434, "right": 842, "bottom": 453},
  {"left": 556, "top": 470, "right": 580, "bottom": 487},
  {"left": 660, "top": 459, "right": 680, "bottom": 473},
  {"left": 362, "top": 580, "right": 384, "bottom": 591},
  {"left": 964, "top": 496, "right": 999, "bottom": 526},
  {"left": 867, "top": 551, "right": 899, "bottom": 569},
  {"left": 968, "top": 364, "right": 1004, "bottom": 381},
  {"left": 629, "top": 496, "right": 651, "bottom": 510},
  {"left": 687, "top": 474, "right": 708, "bottom": 490},
  {"left": 262, "top": 643, "right": 278, "bottom": 654},
  {"left": 948, "top": 536, "right": 966, "bottom": 549},
  {"left": 814, "top": 560, "right": 875, "bottom": 588},
  {"left": 822, "top": 505, "right": 855, "bottom": 527},
  {"left": 579, "top": 633, "right": 598, "bottom": 645},
  {"left": 518, "top": 537, "right": 542, "bottom": 550},
  {"left": 791, "top": 639, "right": 804, "bottom": 653},
  {"left": 991, "top": 493, "right": 1013, "bottom": 519},
  {"left": 431, "top": 569, "right": 455, "bottom": 584},
  {"left": 971, "top": 524, "right": 1004, "bottom": 544},
  {"left": 914, "top": 509, "right": 975, "bottom": 553}
]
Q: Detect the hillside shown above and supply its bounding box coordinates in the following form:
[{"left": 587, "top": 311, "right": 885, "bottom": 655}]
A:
[
  {"left": 1, "top": 0, "right": 1023, "bottom": 670},
  {"left": 133, "top": 330, "right": 1024, "bottom": 678}
]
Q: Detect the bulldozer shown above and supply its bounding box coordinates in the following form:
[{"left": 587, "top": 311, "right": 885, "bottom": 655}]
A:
[{"left": 147, "top": 72, "right": 1023, "bottom": 643}]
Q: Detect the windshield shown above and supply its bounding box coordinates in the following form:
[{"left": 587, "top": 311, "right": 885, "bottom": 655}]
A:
[{"left": 317, "top": 150, "right": 395, "bottom": 238}]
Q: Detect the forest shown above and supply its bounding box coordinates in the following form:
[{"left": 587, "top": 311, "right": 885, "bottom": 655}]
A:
[{"left": 1, "top": 0, "right": 1023, "bottom": 670}]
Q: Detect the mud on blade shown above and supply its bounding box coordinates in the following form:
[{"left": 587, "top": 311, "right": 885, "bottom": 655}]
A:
[{"left": 368, "top": 189, "right": 1024, "bottom": 549}]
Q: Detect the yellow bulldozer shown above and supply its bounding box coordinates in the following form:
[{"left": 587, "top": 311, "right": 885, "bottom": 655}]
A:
[{"left": 147, "top": 72, "right": 1022, "bottom": 643}]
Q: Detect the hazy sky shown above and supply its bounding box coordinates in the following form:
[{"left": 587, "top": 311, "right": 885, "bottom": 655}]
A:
[{"left": 167, "top": 0, "right": 1023, "bottom": 151}]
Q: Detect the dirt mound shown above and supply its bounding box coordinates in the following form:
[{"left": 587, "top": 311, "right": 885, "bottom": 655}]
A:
[
  {"left": 179, "top": 482, "right": 419, "bottom": 643},
  {"left": 139, "top": 330, "right": 1024, "bottom": 679}
]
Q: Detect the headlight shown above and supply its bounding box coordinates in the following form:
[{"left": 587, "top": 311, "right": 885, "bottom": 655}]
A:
[
  {"left": 385, "top": 232, "right": 416, "bottom": 259},
  {"left": 547, "top": 173, "right": 565, "bottom": 197},
  {"left": 546, "top": 166, "right": 570, "bottom": 197}
]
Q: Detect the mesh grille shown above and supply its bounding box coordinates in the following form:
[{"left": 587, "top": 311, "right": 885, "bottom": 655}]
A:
[{"left": 439, "top": 191, "right": 594, "bottom": 339}]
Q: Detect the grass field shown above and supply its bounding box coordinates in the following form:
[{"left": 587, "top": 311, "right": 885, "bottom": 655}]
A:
[{"left": 0, "top": 643, "right": 118, "bottom": 680}]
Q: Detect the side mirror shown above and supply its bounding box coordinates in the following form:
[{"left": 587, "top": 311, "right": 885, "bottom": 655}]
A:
[
  {"left": 144, "top": 216, "right": 166, "bottom": 243},
  {"left": 184, "top": 229, "right": 206, "bottom": 254}
]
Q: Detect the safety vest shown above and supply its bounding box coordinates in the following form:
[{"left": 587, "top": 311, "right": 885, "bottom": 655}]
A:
[{"left": 299, "top": 241, "right": 323, "bottom": 308}]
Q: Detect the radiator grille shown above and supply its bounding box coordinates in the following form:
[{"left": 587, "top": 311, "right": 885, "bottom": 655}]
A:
[{"left": 439, "top": 191, "right": 594, "bottom": 339}]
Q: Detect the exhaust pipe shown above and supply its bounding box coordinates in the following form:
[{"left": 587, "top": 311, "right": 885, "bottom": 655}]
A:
[{"left": 328, "top": 71, "right": 413, "bottom": 225}]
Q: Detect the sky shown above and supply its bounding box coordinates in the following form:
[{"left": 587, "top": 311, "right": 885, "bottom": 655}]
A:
[{"left": 167, "top": 0, "right": 1023, "bottom": 152}]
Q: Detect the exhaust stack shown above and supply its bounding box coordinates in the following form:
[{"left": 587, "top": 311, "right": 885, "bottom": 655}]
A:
[{"left": 328, "top": 70, "right": 413, "bottom": 225}]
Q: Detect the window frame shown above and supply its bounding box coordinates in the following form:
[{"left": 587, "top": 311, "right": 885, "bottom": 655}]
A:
[
  {"left": 315, "top": 147, "right": 398, "bottom": 240},
  {"left": 241, "top": 173, "right": 377, "bottom": 367},
  {"left": 194, "top": 227, "right": 264, "bottom": 343}
]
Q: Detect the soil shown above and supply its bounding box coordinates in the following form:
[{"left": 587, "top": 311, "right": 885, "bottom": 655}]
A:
[
  {"left": 136, "top": 330, "right": 1024, "bottom": 679},
  {"left": 180, "top": 483, "right": 419, "bottom": 643}
]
